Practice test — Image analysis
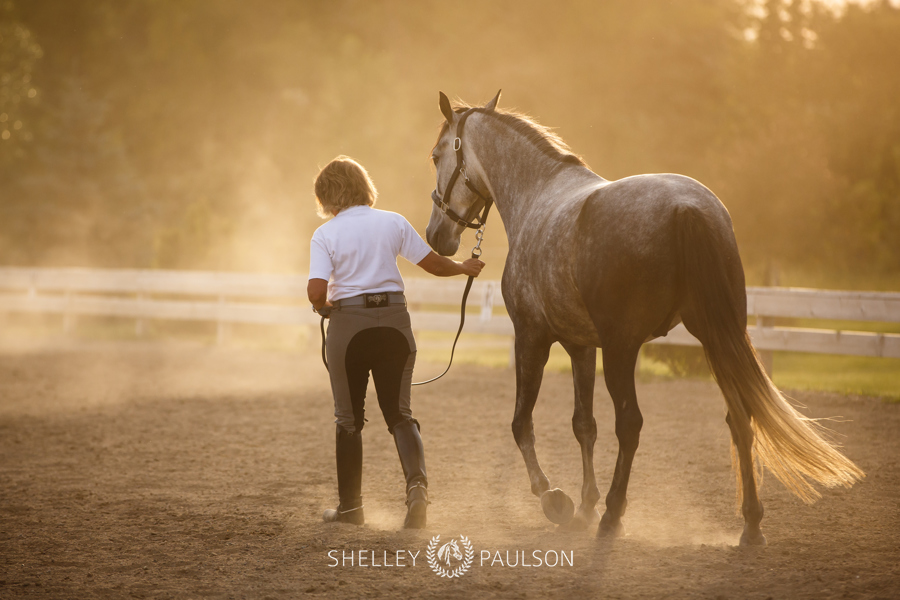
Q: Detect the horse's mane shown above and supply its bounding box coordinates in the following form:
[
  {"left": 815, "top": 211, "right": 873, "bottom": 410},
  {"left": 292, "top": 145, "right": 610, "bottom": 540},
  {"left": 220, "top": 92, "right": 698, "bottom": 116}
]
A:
[{"left": 438, "top": 102, "right": 587, "bottom": 168}]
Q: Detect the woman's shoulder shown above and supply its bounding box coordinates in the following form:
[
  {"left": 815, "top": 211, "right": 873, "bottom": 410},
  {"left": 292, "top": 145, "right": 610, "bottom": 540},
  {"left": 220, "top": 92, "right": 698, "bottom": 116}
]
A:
[
  {"left": 370, "top": 207, "right": 402, "bottom": 218},
  {"left": 312, "top": 220, "right": 333, "bottom": 238},
  {"left": 370, "top": 208, "right": 412, "bottom": 225},
  {"left": 366, "top": 208, "right": 415, "bottom": 232}
]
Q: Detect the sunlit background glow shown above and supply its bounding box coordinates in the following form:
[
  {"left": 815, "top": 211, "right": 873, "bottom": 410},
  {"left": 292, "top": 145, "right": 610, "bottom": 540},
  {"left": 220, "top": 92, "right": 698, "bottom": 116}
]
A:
[{"left": 1, "top": 0, "right": 899, "bottom": 289}]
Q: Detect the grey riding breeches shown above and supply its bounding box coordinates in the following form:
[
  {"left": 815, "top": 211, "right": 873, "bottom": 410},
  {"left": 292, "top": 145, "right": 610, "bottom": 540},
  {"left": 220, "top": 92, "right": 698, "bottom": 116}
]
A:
[{"left": 325, "top": 304, "right": 417, "bottom": 434}]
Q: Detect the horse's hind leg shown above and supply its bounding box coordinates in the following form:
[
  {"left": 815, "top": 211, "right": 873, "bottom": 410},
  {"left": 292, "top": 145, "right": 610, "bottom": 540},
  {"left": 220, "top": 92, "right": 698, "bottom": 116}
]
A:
[
  {"left": 726, "top": 411, "right": 766, "bottom": 546},
  {"left": 559, "top": 341, "right": 601, "bottom": 531},
  {"left": 597, "top": 342, "right": 643, "bottom": 538}
]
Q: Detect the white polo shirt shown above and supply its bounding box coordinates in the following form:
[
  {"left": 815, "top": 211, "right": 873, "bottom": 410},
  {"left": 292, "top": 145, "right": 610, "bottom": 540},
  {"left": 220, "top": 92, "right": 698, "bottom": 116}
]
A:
[{"left": 308, "top": 205, "right": 433, "bottom": 301}]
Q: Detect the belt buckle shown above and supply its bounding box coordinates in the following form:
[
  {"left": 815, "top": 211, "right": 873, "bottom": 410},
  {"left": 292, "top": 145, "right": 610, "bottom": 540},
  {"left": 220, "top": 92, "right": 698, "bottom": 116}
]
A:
[{"left": 365, "top": 293, "right": 388, "bottom": 308}]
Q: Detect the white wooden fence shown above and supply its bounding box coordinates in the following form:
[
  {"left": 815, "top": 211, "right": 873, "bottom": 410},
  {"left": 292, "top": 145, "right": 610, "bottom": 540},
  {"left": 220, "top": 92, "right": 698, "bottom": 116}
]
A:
[{"left": 1, "top": 268, "right": 898, "bottom": 366}]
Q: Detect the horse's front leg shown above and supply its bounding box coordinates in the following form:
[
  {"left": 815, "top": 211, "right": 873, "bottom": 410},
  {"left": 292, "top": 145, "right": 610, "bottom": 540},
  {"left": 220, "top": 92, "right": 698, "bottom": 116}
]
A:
[
  {"left": 559, "top": 341, "right": 601, "bottom": 531},
  {"left": 511, "top": 330, "right": 552, "bottom": 497}
]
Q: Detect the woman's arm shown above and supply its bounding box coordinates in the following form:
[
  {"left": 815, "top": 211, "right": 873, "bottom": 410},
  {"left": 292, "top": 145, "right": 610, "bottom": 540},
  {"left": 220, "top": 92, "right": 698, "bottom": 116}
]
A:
[
  {"left": 307, "top": 278, "right": 329, "bottom": 310},
  {"left": 417, "top": 251, "right": 485, "bottom": 277}
]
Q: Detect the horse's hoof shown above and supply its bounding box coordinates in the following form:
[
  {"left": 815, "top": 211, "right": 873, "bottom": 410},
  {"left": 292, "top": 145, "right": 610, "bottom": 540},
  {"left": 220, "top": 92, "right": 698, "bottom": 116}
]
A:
[
  {"left": 739, "top": 528, "right": 767, "bottom": 547},
  {"left": 541, "top": 488, "right": 575, "bottom": 525},
  {"left": 597, "top": 512, "right": 625, "bottom": 538}
]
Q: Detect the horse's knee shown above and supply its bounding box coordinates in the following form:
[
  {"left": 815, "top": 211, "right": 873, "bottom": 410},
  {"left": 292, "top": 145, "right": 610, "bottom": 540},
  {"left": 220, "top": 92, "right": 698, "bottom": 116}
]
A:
[
  {"left": 511, "top": 415, "right": 533, "bottom": 446},
  {"left": 572, "top": 414, "right": 597, "bottom": 445},
  {"left": 615, "top": 409, "right": 642, "bottom": 452}
]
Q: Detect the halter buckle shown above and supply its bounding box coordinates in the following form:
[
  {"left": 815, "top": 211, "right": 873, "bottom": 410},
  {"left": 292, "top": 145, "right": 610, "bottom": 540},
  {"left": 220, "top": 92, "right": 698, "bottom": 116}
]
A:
[{"left": 453, "top": 137, "right": 461, "bottom": 152}]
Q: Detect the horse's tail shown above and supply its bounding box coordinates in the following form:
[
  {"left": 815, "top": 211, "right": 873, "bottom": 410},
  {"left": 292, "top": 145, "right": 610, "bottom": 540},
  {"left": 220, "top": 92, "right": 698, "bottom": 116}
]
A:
[{"left": 676, "top": 205, "right": 864, "bottom": 505}]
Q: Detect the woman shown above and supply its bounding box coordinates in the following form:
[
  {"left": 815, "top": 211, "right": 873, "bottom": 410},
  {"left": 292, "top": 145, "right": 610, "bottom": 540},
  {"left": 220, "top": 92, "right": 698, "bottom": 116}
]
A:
[{"left": 307, "top": 156, "right": 484, "bottom": 529}]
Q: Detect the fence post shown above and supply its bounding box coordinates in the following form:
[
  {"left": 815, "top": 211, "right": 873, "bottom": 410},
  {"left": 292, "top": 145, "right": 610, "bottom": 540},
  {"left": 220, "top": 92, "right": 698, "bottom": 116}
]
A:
[
  {"left": 758, "top": 262, "right": 780, "bottom": 377},
  {"left": 481, "top": 282, "right": 495, "bottom": 323}
]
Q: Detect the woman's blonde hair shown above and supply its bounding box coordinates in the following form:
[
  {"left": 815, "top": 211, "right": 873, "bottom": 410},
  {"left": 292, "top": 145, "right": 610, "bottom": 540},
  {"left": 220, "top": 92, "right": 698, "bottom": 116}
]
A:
[{"left": 314, "top": 156, "right": 377, "bottom": 218}]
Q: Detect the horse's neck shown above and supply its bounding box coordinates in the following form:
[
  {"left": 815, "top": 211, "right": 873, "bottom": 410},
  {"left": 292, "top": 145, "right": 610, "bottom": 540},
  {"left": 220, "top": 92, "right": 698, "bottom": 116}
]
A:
[{"left": 472, "top": 117, "right": 598, "bottom": 245}]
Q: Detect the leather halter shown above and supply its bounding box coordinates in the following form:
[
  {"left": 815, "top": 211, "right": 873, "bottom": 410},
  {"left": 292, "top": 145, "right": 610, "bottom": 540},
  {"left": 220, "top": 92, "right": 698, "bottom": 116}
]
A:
[{"left": 431, "top": 109, "right": 494, "bottom": 230}]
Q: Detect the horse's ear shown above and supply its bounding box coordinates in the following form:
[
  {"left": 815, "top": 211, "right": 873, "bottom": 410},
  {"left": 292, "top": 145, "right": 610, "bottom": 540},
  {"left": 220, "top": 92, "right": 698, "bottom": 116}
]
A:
[
  {"left": 439, "top": 91, "right": 455, "bottom": 123},
  {"left": 484, "top": 89, "right": 501, "bottom": 112}
]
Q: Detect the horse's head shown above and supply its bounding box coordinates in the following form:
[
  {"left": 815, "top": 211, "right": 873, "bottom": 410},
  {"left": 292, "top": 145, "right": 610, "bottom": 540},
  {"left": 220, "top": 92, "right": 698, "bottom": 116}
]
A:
[{"left": 425, "top": 90, "right": 500, "bottom": 256}]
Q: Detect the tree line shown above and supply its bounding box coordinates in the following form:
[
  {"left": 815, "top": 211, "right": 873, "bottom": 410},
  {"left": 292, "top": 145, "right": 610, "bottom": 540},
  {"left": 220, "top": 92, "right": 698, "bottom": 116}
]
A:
[{"left": 1, "top": 0, "right": 898, "bottom": 288}]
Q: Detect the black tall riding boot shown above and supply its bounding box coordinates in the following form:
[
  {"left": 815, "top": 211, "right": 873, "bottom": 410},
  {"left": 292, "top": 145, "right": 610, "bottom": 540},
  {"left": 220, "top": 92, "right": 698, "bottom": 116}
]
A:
[
  {"left": 323, "top": 425, "right": 364, "bottom": 525},
  {"left": 392, "top": 419, "right": 428, "bottom": 529}
]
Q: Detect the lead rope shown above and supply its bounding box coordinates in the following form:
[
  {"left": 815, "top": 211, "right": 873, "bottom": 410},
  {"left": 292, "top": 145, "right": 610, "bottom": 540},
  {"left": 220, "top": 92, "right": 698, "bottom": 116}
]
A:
[
  {"left": 410, "top": 222, "right": 487, "bottom": 386},
  {"left": 320, "top": 315, "right": 329, "bottom": 369},
  {"left": 318, "top": 217, "right": 490, "bottom": 386}
]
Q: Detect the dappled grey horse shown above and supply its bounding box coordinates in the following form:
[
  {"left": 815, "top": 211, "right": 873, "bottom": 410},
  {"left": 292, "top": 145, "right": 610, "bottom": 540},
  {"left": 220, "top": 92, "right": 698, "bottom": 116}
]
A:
[{"left": 425, "top": 91, "right": 863, "bottom": 545}]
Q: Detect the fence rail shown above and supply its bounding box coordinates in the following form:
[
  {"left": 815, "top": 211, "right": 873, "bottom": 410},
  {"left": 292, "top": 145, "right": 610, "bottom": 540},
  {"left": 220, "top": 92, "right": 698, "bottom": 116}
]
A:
[{"left": 1, "top": 267, "right": 898, "bottom": 364}]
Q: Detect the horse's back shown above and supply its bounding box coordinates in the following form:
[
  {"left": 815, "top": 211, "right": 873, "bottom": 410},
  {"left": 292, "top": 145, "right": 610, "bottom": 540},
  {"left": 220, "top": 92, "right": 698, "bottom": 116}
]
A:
[{"left": 589, "top": 173, "right": 731, "bottom": 228}]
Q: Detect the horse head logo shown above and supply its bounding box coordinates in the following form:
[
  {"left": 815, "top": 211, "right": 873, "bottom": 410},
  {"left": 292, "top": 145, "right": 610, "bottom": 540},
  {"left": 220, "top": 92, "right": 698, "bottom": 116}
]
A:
[
  {"left": 427, "top": 535, "right": 474, "bottom": 578},
  {"left": 437, "top": 539, "right": 463, "bottom": 567}
]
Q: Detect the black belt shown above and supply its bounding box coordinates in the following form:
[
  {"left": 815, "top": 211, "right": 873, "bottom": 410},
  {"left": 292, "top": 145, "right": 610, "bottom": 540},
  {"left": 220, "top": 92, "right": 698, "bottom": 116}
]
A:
[{"left": 332, "top": 292, "right": 406, "bottom": 310}]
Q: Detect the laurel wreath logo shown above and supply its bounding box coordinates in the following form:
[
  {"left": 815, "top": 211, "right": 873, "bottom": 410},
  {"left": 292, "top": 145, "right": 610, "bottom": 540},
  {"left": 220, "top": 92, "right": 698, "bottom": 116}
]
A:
[{"left": 426, "top": 535, "right": 474, "bottom": 578}]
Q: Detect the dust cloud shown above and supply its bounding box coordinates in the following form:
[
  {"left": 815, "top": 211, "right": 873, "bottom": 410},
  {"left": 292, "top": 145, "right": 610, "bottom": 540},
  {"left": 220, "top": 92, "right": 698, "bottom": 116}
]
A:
[{"left": 2, "top": 342, "right": 898, "bottom": 598}]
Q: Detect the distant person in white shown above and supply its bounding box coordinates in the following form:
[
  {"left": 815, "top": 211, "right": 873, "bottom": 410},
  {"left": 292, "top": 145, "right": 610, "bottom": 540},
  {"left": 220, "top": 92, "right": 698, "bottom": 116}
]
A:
[{"left": 308, "top": 155, "right": 483, "bottom": 529}]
